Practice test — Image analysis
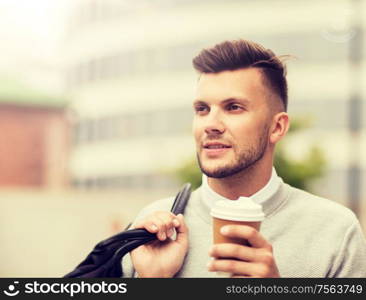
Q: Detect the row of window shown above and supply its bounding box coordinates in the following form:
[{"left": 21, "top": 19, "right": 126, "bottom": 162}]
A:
[
  {"left": 72, "top": 173, "right": 178, "bottom": 190},
  {"left": 67, "top": 31, "right": 349, "bottom": 88},
  {"left": 73, "top": 98, "right": 366, "bottom": 145},
  {"left": 72, "top": 168, "right": 366, "bottom": 197},
  {"left": 73, "top": 106, "right": 193, "bottom": 144},
  {"left": 67, "top": 43, "right": 199, "bottom": 87},
  {"left": 70, "top": 0, "right": 223, "bottom": 28},
  {"left": 70, "top": 0, "right": 130, "bottom": 29}
]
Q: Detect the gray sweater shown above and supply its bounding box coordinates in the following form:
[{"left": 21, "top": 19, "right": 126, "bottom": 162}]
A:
[{"left": 122, "top": 182, "right": 366, "bottom": 277}]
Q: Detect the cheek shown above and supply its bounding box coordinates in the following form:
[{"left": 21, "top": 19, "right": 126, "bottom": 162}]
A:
[
  {"left": 192, "top": 118, "right": 203, "bottom": 141},
  {"left": 229, "top": 123, "right": 257, "bottom": 147},
  {"left": 229, "top": 123, "right": 249, "bottom": 140}
]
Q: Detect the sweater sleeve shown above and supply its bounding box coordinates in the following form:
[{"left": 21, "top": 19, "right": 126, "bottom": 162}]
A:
[
  {"left": 121, "top": 253, "right": 137, "bottom": 278},
  {"left": 119, "top": 207, "right": 150, "bottom": 278},
  {"left": 120, "top": 197, "right": 175, "bottom": 277},
  {"left": 329, "top": 219, "right": 366, "bottom": 277}
]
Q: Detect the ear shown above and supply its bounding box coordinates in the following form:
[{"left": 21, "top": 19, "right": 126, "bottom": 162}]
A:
[{"left": 269, "top": 112, "right": 289, "bottom": 144}]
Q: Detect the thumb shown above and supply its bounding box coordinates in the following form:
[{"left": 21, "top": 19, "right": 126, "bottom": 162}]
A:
[{"left": 175, "top": 214, "right": 188, "bottom": 246}]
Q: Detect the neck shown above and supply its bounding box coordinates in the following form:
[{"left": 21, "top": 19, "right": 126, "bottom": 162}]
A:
[{"left": 207, "top": 157, "right": 273, "bottom": 200}]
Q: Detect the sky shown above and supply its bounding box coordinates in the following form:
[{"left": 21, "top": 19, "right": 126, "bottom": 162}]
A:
[{"left": 0, "top": 0, "right": 73, "bottom": 67}]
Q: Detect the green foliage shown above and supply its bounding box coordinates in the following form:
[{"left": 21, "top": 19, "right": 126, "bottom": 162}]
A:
[
  {"left": 175, "top": 157, "right": 202, "bottom": 190},
  {"left": 274, "top": 146, "right": 325, "bottom": 190},
  {"left": 174, "top": 116, "right": 326, "bottom": 191},
  {"left": 274, "top": 116, "right": 326, "bottom": 190}
]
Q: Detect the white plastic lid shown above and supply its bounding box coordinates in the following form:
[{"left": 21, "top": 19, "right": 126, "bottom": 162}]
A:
[{"left": 210, "top": 198, "right": 265, "bottom": 222}]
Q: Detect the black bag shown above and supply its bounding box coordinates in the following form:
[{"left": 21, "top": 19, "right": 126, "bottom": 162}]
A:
[{"left": 64, "top": 183, "right": 191, "bottom": 278}]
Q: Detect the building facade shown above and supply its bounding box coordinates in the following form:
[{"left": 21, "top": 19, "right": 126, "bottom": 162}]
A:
[
  {"left": 0, "top": 78, "right": 69, "bottom": 189},
  {"left": 65, "top": 0, "right": 366, "bottom": 207}
]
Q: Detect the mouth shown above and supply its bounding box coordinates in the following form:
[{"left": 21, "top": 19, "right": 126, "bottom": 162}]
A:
[
  {"left": 202, "top": 142, "right": 232, "bottom": 157},
  {"left": 203, "top": 142, "right": 231, "bottom": 149}
]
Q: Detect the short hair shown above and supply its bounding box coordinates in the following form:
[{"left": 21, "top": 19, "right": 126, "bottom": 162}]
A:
[{"left": 192, "top": 39, "right": 288, "bottom": 111}]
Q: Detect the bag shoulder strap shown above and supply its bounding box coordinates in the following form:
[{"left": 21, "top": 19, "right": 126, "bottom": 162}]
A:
[
  {"left": 124, "top": 183, "right": 191, "bottom": 230},
  {"left": 170, "top": 183, "right": 191, "bottom": 215}
]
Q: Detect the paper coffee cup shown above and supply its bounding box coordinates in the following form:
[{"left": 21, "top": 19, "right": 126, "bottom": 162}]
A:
[{"left": 210, "top": 198, "right": 265, "bottom": 277}]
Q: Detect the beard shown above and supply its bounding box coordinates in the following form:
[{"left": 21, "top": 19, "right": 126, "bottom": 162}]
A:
[{"left": 197, "top": 126, "right": 269, "bottom": 179}]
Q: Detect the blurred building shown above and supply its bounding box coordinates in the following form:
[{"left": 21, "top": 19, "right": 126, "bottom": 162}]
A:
[
  {"left": 65, "top": 0, "right": 366, "bottom": 205},
  {"left": 0, "top": 77, "right": 69, "bottom": 188}
]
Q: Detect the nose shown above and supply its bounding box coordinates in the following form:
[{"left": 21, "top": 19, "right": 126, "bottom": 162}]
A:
[{"left": 204, "top": 110, "right": 225, "bottom": 136}]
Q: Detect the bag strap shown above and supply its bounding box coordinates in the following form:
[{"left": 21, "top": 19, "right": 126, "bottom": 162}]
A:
[
  {"left": 170, "top": 183, "right": 191, "bottom": 215},
  {"left": 123, "top": 182, "right": 191, "bottom": 231}
]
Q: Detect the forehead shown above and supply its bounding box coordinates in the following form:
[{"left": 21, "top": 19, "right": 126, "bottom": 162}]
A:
[{"left": 195, "top": 68, "right": 266, "bottom": 104}]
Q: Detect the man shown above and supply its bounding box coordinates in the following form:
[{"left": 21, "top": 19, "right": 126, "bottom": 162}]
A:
[{"left": 122, "top": 39, "right": 366, "bottom": 277}]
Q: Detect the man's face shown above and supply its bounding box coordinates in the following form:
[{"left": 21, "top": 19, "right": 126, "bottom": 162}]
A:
[{"left": 192, "top": 68, "right": 273, "bottom": 178}]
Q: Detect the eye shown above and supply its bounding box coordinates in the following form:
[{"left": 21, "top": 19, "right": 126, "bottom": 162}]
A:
[
  {"left": 194, "top": 104, "right": 209, "bottom": 114},
  {"left": 227, "top": 103, "right": 243, "bottom": 111}
]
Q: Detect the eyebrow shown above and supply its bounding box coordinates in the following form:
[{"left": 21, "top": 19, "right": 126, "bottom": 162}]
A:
[{"left": 193, "top": 97, "right": 250, "bottom": 106}]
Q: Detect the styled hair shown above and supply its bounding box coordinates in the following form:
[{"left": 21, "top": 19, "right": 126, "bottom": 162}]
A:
[{"left": 192, "top": 39, "right": 288, "bottom": 111}]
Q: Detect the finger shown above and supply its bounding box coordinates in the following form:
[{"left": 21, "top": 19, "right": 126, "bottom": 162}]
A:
[
  {"left": 136, "top": 215, "right": 166, "bottom": 241},
  {"left": 153, "top": 215, "right": 168, "bottom": 241},
  {"left": 175, "top": 214, "right": 188, "bottom": 234},
  {"left": 133, "top": 217, "right": 167, "bottom": 241},
  {"left": 155, "top": 212, "right": 179, "bottom": 238},
  {"left": 132, "top": 219, "right": 158, "bottom": 233},
  {"left": 221, "top": 225, "right": 269, "bottom": 248},
  {"left": 175, "top": 214, "right": 188, "bottom": 246},
  {"left": 209, "top": 243, "right": 257, "bottom": 261},
  {"left": 207, "top": 258, "right": 258, "bottom": 276}
]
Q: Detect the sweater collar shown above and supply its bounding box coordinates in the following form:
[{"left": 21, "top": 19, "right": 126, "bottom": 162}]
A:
[
  {"left": 201, "top": 167, "right": 281, "bottom": 207},
  {"left": 195, "top": 168, "right": 288, "bottom": 224}
]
